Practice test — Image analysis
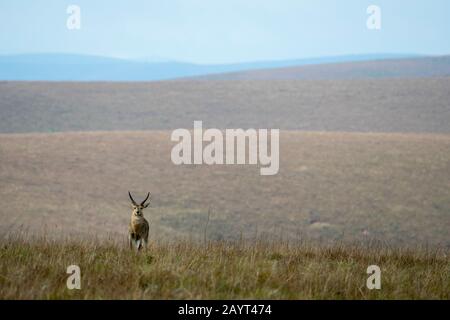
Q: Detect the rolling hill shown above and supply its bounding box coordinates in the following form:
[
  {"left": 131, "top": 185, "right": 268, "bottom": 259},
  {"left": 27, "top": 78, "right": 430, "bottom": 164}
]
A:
[
  {"left": 0, "top": 53, "right": 423, "bottom": 81},
  {"left": 195, "top": 55, "right": 450, "bottom": 80},
  {"left": 0, "top": 77, "right": 449, "bottom": 133},
  {"left": 0, "top": 57, "right": 449, "bottom": 249}
]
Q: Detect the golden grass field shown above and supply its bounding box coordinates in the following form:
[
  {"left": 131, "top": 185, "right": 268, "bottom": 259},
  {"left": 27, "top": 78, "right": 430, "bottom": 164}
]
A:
[{"left": 0, "top": 236, "right": 448, "bottom": 299}]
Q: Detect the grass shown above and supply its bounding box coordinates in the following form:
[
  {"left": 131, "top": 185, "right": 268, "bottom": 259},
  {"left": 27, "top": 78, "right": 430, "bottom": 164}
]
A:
[
  {"left": 0, "top": 236, "right": 448, "bottom": 299},
  {"left": 1, "top": 131, "right": 449, "bottom": 247},
  {"left": 1, "top": 79, "right": 450, "bottom": 133}
]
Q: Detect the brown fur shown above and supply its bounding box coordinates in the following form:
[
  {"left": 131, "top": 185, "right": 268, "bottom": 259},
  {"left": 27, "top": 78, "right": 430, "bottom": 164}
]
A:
[{"left": 128, "top": 192, "right": 150, "bottom": 251}]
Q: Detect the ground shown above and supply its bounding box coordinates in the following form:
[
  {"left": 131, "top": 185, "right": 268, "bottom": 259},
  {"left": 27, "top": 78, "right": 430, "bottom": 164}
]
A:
[
  {"left": 1, "top": 131, "right": 449, "bottom": 247},
  {"left": 0, "top": 78, "right": 449, "bottom": 299},
  {"left": 0, "top": 237, "right": 448, "bottom": 299}
]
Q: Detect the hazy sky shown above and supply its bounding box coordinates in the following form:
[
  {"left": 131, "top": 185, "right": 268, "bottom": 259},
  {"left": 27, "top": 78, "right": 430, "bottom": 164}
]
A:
[{"left": 0, "top": 0, "right": 449, "bottom": 64}]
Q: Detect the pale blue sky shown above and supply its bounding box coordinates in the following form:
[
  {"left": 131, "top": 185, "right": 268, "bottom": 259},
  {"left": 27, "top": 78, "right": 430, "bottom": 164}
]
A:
[{"left": 0, "top": 0, "right": 449, "bottom": 64}]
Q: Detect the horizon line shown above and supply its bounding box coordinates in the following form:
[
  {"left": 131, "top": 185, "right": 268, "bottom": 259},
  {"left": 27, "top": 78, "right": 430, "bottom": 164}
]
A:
[{"left": 0, "top": 52, "right": 441, "bottom": 66}]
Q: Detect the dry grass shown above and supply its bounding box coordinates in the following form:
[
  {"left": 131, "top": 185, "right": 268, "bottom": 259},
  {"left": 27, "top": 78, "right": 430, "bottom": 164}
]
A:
[
  {"left": 1, "top": 79, "right": 450, "bottom": 133},
  {"left": 0, "top": 131, "right": 449, "bottom": 247},
  {"left": 0, "top": 236, "right": 448, "bottom": 299}
]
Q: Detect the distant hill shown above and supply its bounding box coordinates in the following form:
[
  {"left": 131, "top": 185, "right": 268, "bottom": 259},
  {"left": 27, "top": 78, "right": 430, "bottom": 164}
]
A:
[
  {"left": 0, "top": 53, "right": 421, "bottom": 81},
  {"left": 0, "top": 78, "right": 449, "bottom": 133},
  {"left": 194, "top": 56, "right": 450, "bottom": 80}
]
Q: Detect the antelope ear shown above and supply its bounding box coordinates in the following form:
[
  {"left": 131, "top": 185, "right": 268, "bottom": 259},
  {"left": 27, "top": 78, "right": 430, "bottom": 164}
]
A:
[{"left": 143, "top": 202, "right": 150, "bottom": 208}]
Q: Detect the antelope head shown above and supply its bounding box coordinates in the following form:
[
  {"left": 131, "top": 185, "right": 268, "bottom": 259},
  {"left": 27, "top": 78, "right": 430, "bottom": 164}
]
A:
[{"left": 128, "top": 191, "right": 150, "bottom": 217}]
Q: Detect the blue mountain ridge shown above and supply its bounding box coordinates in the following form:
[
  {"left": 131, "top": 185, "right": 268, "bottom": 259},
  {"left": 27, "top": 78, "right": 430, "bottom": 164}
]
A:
[{"left": 0, "top": 53, "right": 422, "bottom": 81}]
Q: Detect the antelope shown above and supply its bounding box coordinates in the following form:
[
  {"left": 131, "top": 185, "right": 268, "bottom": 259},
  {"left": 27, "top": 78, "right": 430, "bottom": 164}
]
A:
[{"left": 128, "top": 191, "right": 150, "bottom": 251}]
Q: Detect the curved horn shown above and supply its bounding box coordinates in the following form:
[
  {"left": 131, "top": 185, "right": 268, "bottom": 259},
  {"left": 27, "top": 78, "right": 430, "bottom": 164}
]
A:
[
  {"left": 128, "top": 191, "right": 137, "bottom": 205},
  {"left": 140, "top": 192, "right": 150, "bottom": 206}
]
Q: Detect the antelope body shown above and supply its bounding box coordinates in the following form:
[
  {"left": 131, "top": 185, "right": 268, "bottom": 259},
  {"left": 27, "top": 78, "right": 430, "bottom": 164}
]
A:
[{"left": 128, "top": 191, "right": 150, "bottom": 251}]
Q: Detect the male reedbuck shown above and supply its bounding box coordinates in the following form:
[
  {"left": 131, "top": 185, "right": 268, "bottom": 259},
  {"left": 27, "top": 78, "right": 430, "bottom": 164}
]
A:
[{"left": 128, "top": 191, "right": 150, "bottom": 251}]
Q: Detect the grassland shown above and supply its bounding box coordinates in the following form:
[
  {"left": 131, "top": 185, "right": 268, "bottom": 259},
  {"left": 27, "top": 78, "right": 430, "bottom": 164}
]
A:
[
  {"left": 1, "top": 78, "right": 449, "bottom": 300},
  {"left": 1, "top": 78, "right": 450, "bottom": 133},
  {"left": 0, "top": 236, "right": 448, "bottom": 299},
  {"left": 1, "top": 131, "right": 449, "bottom": 247}
]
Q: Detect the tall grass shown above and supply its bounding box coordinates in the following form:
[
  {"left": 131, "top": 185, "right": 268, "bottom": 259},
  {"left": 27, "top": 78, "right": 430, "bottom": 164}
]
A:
[{"left": 0, "top": 235, "right": 448, "bottom": 299}]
